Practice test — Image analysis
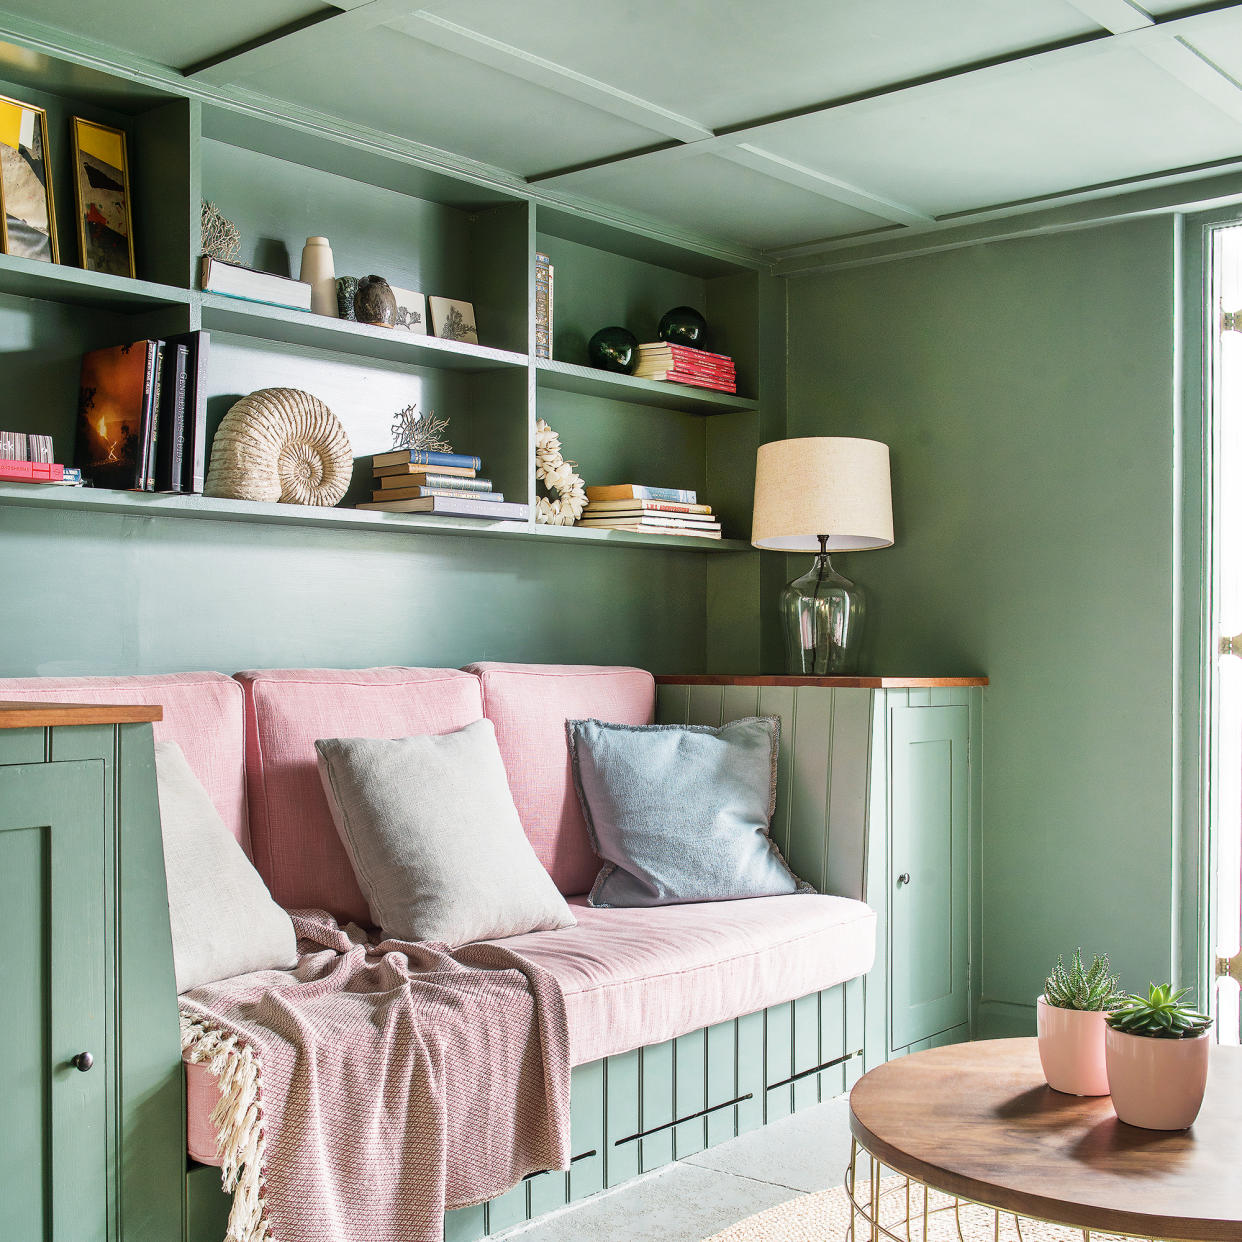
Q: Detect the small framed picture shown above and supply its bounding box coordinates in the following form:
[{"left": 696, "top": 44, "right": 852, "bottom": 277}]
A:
[
  {"left": 390, "top": 285, "right": 427, "bottom": 334},
  {"left": 429, "top": 295, "right": 478, "bottom": 345},
  {"left": 71, "top": 116, "right": 135, "bottom": 278},
  {"left": 0, "top": 95, "right": 58, "bottom": 264}
]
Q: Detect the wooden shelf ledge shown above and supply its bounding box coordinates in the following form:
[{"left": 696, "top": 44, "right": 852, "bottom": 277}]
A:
[
  {"left": 655, "top": 675, "right": 989, "bottom": 688},
  {"left": 536, "top": 358, "right": 757, "bottom": 414},
  {"left": 0, "top": 483, "right": 752, "bottom": 553},
  {"left": 0, "top": 700, "right": 163, "bottom": 728}
]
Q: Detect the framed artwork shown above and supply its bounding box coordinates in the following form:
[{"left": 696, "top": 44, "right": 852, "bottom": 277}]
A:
[
  {"left": 71, "top": 116, "right": 135, "bottom": 278},
  {"left": 0, "top": 95, "right": 58, "bottom": 264},
  {"left": 390, "top": 285, "right": 427, "bottom": 334},
  {"left": 429, "top": 295, "right": 478, "bottom": 345}
]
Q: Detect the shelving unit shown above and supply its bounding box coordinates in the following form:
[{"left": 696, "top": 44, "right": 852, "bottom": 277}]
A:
[{"left": 0, "top": 37, "right": 776, "bottom": 558}]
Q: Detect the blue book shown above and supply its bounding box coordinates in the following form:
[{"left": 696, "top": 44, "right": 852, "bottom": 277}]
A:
[{"left": 375, "top": 449, "right": 483, "bottom": 471}]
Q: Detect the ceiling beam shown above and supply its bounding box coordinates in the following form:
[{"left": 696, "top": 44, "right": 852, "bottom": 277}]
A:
[
  {"left": 1061, "top": 0, "right": 1154, "bottom": 34},
  {"left": 395, "top": 12, "right": 712, "bottom": 143},
  {"left": 1135, "top": 32, "right": 1242, "bottom": 124}
]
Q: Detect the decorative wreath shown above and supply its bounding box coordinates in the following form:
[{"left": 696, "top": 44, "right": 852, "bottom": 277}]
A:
[{"left": 534, "top": 418, "right": 586, "bottom": 525}]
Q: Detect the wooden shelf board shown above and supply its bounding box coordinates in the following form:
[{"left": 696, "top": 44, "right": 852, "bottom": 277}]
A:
[
  {"left": 199, "top": 294, "right": 529, "bottom": 373},
  {"left": 656, "top": 675, "right": 989, "bottom": 687},
  {"left": 536, "top": 358, "right": 757, "bottom": 414},
  {"left": 0, "top": 483, "right": 751, "bottom": 553},
  {"left": 0, "top": 700, "right": 163, "bottom": 728},
  {"left": 0, "top": 254, "right": 191, "bottom": 314}
]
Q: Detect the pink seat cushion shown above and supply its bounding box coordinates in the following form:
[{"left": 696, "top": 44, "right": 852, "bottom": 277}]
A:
[
  {"left": 0, "top": 671, "right": 248, "bottom": 847},
  {"left": 185, "top": 893, "right": 877, "bottom": 1165},
  {"left": 495, "top": 894, "right": 876, "bottom": 1066},
  {"left": 466, "top": 663, "right": 655, "bottom": 895},
  {"left": 235, "top": 666, "right": 483, "bottom": 923}
]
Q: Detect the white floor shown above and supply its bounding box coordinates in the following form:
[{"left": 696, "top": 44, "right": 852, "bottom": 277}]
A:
[{"left": 501, "top": 1096, "right": 854, "bottom": 1242}]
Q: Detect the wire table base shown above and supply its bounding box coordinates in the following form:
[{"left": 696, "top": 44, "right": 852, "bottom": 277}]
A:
[{"left": 845, "top": 1139, "right": 1175, "bottom": 1242}]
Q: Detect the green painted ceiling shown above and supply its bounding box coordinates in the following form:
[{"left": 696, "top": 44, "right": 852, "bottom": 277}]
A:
[{"left": 4, "top": 0, "right": 1242, "bottom": 258}]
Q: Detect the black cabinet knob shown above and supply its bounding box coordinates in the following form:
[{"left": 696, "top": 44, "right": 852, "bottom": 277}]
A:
[
  {"left": 72, "top": 1051, "right": 94, "bottom": 1072},
  {"left": 896, "top": 872, "right": 911, "bottom": 887}
]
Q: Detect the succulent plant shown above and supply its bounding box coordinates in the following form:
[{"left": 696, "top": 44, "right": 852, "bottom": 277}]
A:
[
  {"left": 1105, "top": 983, "right": 1212, "bottom": 1039},
  {"left": 1042, "top": 949, "right": 1126, "bottom": 1011}
]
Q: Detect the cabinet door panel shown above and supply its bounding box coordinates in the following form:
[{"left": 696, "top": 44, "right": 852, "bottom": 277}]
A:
[
  {"left": 889, "top": 707, "right": 969, "bottom": 1050},
  {"left": 0, "top": 761, "right": 106, "bottom": 1242}
]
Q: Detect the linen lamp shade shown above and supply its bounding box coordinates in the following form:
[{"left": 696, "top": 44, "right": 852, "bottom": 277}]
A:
[{"left": 751, "top": 437, "right": 894, "bottom": 551}]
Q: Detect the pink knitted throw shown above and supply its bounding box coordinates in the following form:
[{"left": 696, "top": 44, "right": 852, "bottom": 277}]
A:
[{"left": 180, "top": 910, "right": 571, "bottom": 1242}]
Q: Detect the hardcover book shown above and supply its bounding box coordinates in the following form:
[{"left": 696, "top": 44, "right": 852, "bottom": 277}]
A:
[
  {"left": 164, "top": 330, "right": 210, "bottom": 493},
  {"left": 154, "top": 343, "right": 189, "bottom": 492},
  {"left": 356, "top": 496, "right": 528, "bottom": 520},
  {"left": 74, "top": 339, "right": 159, "bottom": 490},
  {"left": 200, "top": 256, "right": 312, "bottom": 312},
  {"left": 372, "top": 449, "right": 483, "bottom": 471},
  {"left": 584, "top": 484, "right": 698, "bottom": 504}
]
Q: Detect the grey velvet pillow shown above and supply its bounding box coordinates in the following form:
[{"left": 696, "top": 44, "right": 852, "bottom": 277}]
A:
[
  {"left": 567, "top": 716, "right": 812, "bottom": 908},
  {"left": 154, "top": 741, "right": 298, "bottom": 993},
  {"left": 315, "top": 719, "right": 577, "bottom": 946}
]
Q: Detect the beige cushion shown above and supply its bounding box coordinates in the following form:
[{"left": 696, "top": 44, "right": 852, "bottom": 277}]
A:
[
  {"left": 155, "top": 741, "right": 298, "bottom": 993},
  {"left": 314, "top": 719, "right": 577, "bottom": 946}
]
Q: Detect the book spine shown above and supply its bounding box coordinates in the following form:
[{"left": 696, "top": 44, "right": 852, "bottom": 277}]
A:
[
  {"left": 135, "top": 341, "right": 158, "bottom": 490},
  {"left": 373, "top": 487, "right": 505, "bottom": 502},
  {"left": 587, "top": 485, "right": 698, "bottom": 503},
  {"left": 380, "top": 473, "right": 495, "bottom": 492},
  {"left": 169, "top": 345, "right": 188, "bottom": 492},
  {"left": 185, "top": 331, "right": 210, "bottom": 493},
  {"left": 403, "top": 450, "right": 483, "bottom": 470},
  {"left": 535, "top": 253, "right": 552, "bottom": 360},
  {"left": 145, "top": 342, "right": 165, "bottom": 491}
]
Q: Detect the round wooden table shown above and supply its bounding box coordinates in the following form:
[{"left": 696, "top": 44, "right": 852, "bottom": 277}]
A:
[{"left": 847, "top": 1038, "right": 1242, "bottom": 1242}]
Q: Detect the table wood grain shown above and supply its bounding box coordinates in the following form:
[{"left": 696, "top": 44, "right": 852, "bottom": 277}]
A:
[
  {"left": 0, "top": 700, "right": 163, "bottom": 728},
  {"left": 849, "top": 1038, "right": 1241, "bottom": 1240}
]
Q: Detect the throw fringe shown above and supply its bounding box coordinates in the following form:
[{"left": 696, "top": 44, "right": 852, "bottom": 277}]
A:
[{"left": 181, "top": 1012, "right": 272, "bottom": 1242}]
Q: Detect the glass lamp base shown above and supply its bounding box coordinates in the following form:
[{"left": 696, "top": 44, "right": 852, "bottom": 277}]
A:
[{"left": 780, "top": 553, "right": 866, "bottom": 675}]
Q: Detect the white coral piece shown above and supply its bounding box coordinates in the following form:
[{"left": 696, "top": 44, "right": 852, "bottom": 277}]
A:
[{"left": 534, "top": 418, "right": 586, "bottom": 525}]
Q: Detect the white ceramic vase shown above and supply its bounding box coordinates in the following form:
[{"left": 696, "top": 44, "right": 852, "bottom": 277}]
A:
[
  {"left": 299, "top": 236, "right": 338, "bottom": 318},
  {"left": 1104, "top": 1024, "right": 1211, "bottom": 1129},
  {"left": 1035, "top": 995, "right": 1110, "bottom": 1096}
]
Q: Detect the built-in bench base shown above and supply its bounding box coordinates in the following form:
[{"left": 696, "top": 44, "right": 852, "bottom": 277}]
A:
[{"left": 184, "top": 976, "right": 865, "bottom": 1241}]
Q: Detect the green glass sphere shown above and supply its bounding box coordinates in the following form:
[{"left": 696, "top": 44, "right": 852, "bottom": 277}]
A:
[
  {"left": 658, "top": 306, "right": 708, "bottom": 348},
  {"left": 588, "top": 326, "right": 639, "bottom": 373}
]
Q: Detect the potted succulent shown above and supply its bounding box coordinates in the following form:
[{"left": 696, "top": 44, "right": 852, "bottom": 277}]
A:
[
  {"left": 1037, "top": 949, "right": 1125, "bottom": 1095},
  {"left": 1104, "top": 984, "right": 1213, "bottom": 1129}
]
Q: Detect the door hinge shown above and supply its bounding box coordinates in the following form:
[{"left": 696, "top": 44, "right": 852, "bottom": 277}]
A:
[
  {"left": 1224, "top": 308, "right": 1242, "bottom": 333},
  {"left": 1216, "top": 951, "right": 1242, "bottom": 984},
  {"left": 1222, "top": 633, "right": 1241, "bottom": 658}
]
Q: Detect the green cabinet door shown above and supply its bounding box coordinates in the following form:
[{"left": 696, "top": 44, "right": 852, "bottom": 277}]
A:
[
  {"left": 0, "top": 760, "right": 107, "bottom": 1242},
  {"left": 889, "top": 706, "right": 969, "bottom": 1051}
]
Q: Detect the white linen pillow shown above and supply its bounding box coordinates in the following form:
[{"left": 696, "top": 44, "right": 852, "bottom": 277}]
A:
[
  {"left": 314, "top": 719, "right": 576, "bottom": 946},
  {"left": 155, "top": 740, "right": 298, "bottom": 993}
]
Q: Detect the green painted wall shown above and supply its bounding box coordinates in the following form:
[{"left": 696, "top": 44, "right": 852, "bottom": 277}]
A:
[
  {"left": 784, "top": 217, "right": 1181, "bottom": 1032},
  {"left": 0, "top": 507, "right": 709, "bottom": 677}
]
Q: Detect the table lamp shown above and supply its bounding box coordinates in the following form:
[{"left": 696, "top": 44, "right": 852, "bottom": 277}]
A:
[{"left": 751, "top": 437, "right": 894, "bottom": 675}]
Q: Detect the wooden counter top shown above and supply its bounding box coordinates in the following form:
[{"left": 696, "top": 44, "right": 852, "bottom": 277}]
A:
[
  {"left": 655, "top": 675, "right": 988, "bottom": 688},
  {"left": 0, "top": 700, "right": 163, "bottom": 729}
]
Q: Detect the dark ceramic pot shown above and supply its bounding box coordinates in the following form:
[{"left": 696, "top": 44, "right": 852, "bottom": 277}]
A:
[
  {"left": 587, "top": 325, "right": 639, "bottom": 373},
  {"left": 335, "top": 276, "right": 359, "bottom": 321},
  {"left": 355, "top": 275, "right": 398, "bottom": 327},
  {"left": 658, "top": 305, "right": 708, "bottom": 348}
]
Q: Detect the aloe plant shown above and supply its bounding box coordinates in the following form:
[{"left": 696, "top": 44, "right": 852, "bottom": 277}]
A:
[
  {"left": 1105, "top": 983, "right": 1212, "bottom": 1039},
  {"left": 1042, "top": 949, "right": 1126, "bottom": 1011}
]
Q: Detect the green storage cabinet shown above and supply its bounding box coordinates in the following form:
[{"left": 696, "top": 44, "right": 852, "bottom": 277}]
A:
[{"left": 0, "top": 705, "right": 184, "bottom": 1242}]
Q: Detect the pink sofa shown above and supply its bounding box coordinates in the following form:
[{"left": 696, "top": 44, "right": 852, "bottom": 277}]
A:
[{"left": 0, "top": 663, "right": 877, "bottom": 1170}]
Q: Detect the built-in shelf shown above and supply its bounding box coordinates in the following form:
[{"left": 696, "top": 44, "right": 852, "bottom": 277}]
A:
[
  {"left": 536, "top": 358, "right": 757, "bottom": 414},
  {"left": 0, "top": 483, "right": 751, "bottom": 552},
  {"left": 0, "top": 254, "right": 191, "bottom": 314},
  {"left": 198, "top": 294, "right": 529, "bottom": 373}
]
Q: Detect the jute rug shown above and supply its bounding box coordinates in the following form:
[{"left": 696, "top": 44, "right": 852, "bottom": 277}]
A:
[{"left": 704, "top": 1175, "right": 1134, "bottom": 1242}]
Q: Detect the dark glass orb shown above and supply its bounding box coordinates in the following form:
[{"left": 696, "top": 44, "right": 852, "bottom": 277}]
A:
[
  {"left": 658, "top": 305, "right": 708, "bottom": 348},
  {"left": 587, "top": 325, "right": 639, "bottom": 373}
]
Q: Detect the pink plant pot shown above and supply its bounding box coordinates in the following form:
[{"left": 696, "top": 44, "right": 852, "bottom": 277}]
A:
[
  {"left": 1104, "top": 1025, "right": 1212, "bottom": 1129},
  {"left": 1036, "top": 996, "right": 1111, "bottom": 1096}
]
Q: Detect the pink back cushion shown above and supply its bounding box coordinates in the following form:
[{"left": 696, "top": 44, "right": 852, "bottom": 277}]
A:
[
  {"left": 466, "top": 662, "right": 655, "bottom": 895},
  {"left": 0, "top": 671, "right": 248, "bottom": 847},
  {"left": 235, "top": 666, "right": 484, "bottom": 922}
]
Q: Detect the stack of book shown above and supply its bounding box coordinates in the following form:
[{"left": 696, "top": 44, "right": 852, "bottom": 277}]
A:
[
  {"left": 535, "top": 252, "right": 553, "bottom": 359},
  {"left": 0, "top": 431, "right": 82, "bottom": 485},
  {"left": 201, "top": 257, "right": 312, "bottom": 313},
  {"left": 579, "top": 484, "right": 722, "bottom": 539},
  {"left": 634, "top": 343, "right": 736, "bottom": 394},
  {"left": 358, "top": 449, "right": 529, "bottom": 521},
  {"left": 73, "top": 333, "right": 211, "bottom": 493}
]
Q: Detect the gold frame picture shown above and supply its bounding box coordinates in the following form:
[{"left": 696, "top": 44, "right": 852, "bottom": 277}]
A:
[
  {"left": 71, "top": 116, "right": 135, "bottom": 279},
  {"left": 0, "top": 94, "right": 59, "bottom": 264}
]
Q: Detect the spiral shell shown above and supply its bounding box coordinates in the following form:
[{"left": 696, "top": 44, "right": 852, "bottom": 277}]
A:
[
  {"left": 205, "top": 388, "right": 353, "bottom": 507},
  {"left": 534, "top": 418, "right": 586, "bottom": 525}
]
